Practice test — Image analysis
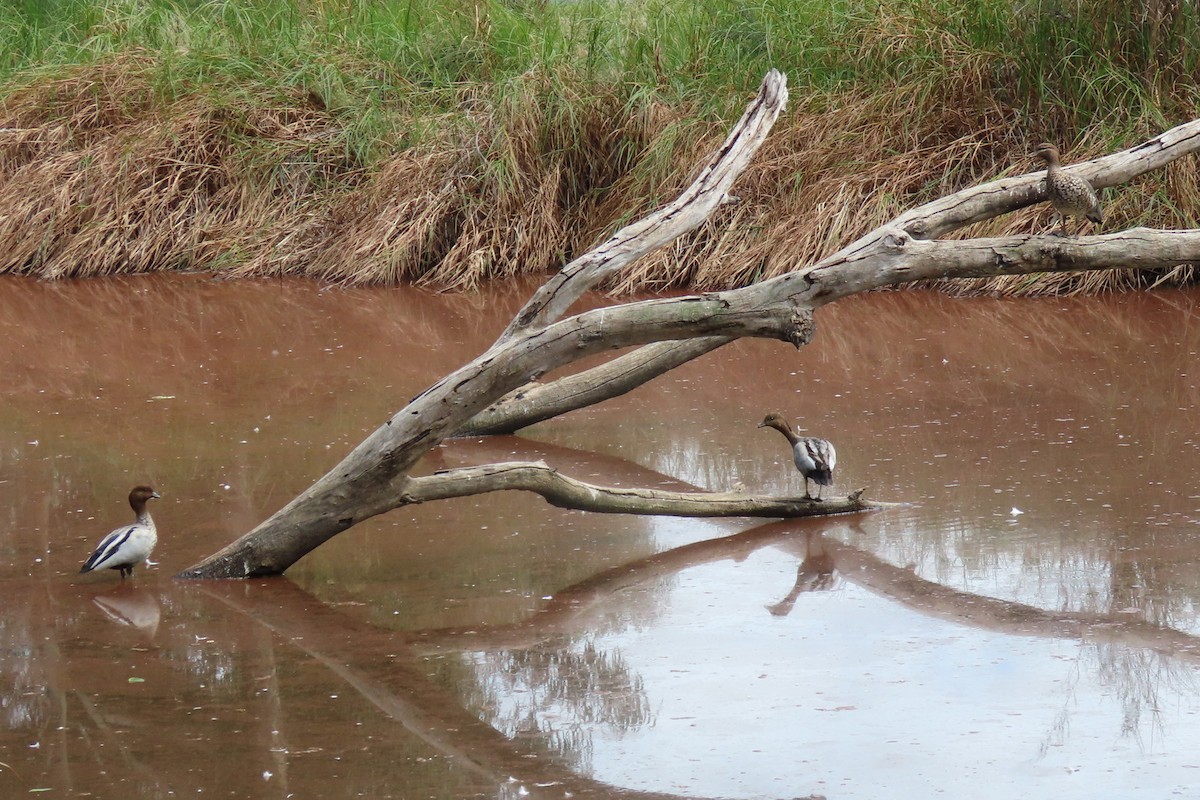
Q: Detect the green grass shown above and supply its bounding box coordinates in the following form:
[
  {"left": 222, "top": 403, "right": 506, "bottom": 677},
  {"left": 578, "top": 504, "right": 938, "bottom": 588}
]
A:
[
  {"left": 3, "top": 0, "right": 1196, "bottom": 149},
  {"left": 0, "top": 6, "right": 1171, "bottom": 97}
]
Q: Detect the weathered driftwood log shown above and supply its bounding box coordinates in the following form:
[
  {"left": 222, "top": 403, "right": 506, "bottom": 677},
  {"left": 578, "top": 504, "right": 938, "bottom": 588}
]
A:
[
  {"left": 180, "top": 69, "right": 1200, "bottom": 578},
  {"left": 179, "top": 71, "right": 794, "bottom": 578}
]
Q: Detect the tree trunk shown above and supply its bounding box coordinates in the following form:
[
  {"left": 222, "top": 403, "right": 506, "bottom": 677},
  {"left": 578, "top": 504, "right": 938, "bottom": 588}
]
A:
[{"left": 179, "top": 70, "right": 1200, "bottom": 578}]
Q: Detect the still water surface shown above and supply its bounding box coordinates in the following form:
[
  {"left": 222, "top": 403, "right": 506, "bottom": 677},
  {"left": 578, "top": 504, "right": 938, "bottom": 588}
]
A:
[{"left": 2, "top": 276, "right": 1200, "bottom": 798}]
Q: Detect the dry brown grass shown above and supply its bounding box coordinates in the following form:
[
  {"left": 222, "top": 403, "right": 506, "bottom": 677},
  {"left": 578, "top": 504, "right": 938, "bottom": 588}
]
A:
[
  {"left": 268, "top": 77, "right": 672, "bottom": 290},
  {"left": 0, "top": 55, "right": 1197, "bottom": 295},
  {"left": 0, "top": 56, "right": 340, "bottom": 279}
]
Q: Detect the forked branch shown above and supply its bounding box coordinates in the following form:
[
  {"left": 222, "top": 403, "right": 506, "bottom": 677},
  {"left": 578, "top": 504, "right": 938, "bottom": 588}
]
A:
[
  {"left": 181, "top": 70, "right": 1200, "bottom": 579},
  {"left": 179, "top": 71, "right": 793, "bottom": 578},
  {"left": 463, "top": 119, "right": 1200, "bottom": 436}
]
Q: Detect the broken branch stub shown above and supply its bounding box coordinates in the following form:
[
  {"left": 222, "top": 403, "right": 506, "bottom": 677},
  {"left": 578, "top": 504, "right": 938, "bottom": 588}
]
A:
[{"left": 498, "top": 70, "right": 790, "bottom": 341}]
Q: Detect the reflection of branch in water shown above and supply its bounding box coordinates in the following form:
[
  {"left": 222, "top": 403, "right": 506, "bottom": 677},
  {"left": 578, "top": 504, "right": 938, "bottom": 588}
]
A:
[
  {"left": 811, "top": 536, "right": 1200, "bottom": 754},
  {"left": 407, "top": 517, "right": 846, "bottom": 654},
  {"left": 1096, "top": 641, "right": 1198, "bottom": 750},
  {"left": 815, "top": 537, "right": 1200, "bottom": 664},
  {"left": 198, "top": 581, "right": 737, "bottom": 800},
  {"left": 466, "top": 640, "right": 654, "bottom": 773},
  {"left": 1107, "top": 544, "right": 1200, "bottom": 630},
  {"left": 70, "top": 688, "right": 169, "bottom": 796},
  {"left": 765, "top": 532, "right": 838, "bottom": 617},
  {"left": 1105, "top": 647, "right": 1164, "bottom": 744},
  {"left": 199, "top": 518, "right": 1200, "bottom": 799},
  {"left": 1036, "top": 640, "right": 1195, "bottom": 759},
  {"left": 1037, "top": 641, "right": 1084, "bottom": 761},
  {"left": 412, "top": 516, "right": 1200, "bottom": 760},
  {"left": 405, "top": 513, "right": 1200, "bottom": 668}
]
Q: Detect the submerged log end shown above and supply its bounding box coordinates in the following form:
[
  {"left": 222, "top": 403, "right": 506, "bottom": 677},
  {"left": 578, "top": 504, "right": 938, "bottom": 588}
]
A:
[{"left": 175, "top": 548, "right": 285, "bottom": 580}]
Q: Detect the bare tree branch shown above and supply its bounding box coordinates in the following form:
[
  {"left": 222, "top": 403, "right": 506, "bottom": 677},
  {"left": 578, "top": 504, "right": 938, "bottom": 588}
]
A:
[
  {"left": 460, "top": 337, "right": 732, "bottom": 436},
  {"left": 833, "top": 117, "right": 1200, "bottom": 251},
  {"left": 401, "top": 461, "right": 889, "bottom": 516},
  {"left": 463, "top": 119, "right": 1200, "bottom": 436},
  {"left": 499, "top": 70, "right": 790, "bottom": 340},
  {"left": 798, "top": 226, "right": 1200, "bottom": 303}
]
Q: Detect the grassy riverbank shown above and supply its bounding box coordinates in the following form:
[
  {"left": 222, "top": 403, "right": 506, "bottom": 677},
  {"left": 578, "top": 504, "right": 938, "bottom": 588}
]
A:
[{"left": 1, "top": 0, "right": 1198, "bottom": 293}]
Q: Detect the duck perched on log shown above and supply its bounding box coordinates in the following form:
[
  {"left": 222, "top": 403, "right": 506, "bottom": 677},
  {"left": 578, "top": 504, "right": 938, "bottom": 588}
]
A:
[
  {"left": 80, "top": 485, "right": 161, "bottom": 579},
  {"left": 758, "top": 413, "right": 836, "bottom": 501},
  {"left": 1033, "top": 142, "right": 1103, "bottom": 236}
]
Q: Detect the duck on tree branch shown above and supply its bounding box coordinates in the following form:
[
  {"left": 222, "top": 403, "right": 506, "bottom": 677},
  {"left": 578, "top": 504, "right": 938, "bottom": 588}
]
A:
[{"left": 1034, "top": 142, "right": 1103, "bottom": 236}]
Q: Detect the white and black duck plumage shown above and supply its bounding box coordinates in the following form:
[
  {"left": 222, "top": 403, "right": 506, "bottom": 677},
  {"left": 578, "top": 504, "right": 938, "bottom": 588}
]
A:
[
  {"left": 758, "top": 412, "right": 836, "bottom": 501},
  {"left": 80, "top": 485, "right": 161, "bottom": 579}
]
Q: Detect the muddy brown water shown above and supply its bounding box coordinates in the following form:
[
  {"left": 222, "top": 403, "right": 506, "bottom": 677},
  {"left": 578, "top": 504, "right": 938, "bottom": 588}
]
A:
[{"left": 2, "top": 275, "right": 1200, "bottom": 799}]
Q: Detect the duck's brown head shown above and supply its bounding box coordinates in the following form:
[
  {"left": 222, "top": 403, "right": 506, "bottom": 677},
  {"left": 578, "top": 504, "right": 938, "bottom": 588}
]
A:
[
  {"left": 1033, "top": 142, "right": 1061, "bottom": 165},
  {"left": 128, "top": 485, "right": 161, "bottom": 509},
  {"left": 758, "top": 412, "right": 790, "bottom": 432}
]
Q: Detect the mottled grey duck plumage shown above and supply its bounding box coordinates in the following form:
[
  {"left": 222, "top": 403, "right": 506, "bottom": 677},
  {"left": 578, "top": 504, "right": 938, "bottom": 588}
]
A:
[{"left": 1034, "top": 142, "right": 1102, "bottom": 236}]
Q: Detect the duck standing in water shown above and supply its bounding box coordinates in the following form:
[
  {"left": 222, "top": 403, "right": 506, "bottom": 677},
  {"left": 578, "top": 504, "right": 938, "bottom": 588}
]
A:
[
  {"left": 758, "top": 413, "right": 836, "bottom": 501},
  {"left": 80, "top": 485, "right": 161, "bottom": 579},
  {"left": 1033, "top": 142, "right": 1103, "bottom": 236}
]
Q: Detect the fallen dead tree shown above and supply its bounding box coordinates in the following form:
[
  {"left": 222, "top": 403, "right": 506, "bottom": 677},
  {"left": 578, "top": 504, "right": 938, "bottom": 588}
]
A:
[{"left": 180, "top": 70, "right": 1200, "bottom": 578}]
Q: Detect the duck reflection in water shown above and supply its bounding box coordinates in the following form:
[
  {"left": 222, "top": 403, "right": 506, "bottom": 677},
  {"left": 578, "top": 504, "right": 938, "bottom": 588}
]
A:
[
  {"left": 766, "top": 533, "right": 838, "bottom": 616},
  {"left": 758, "top": 412, "right": 837, "bottom": 501},
  {"left": 92, "top": 586, "right": 162, "bottom": 635}
]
